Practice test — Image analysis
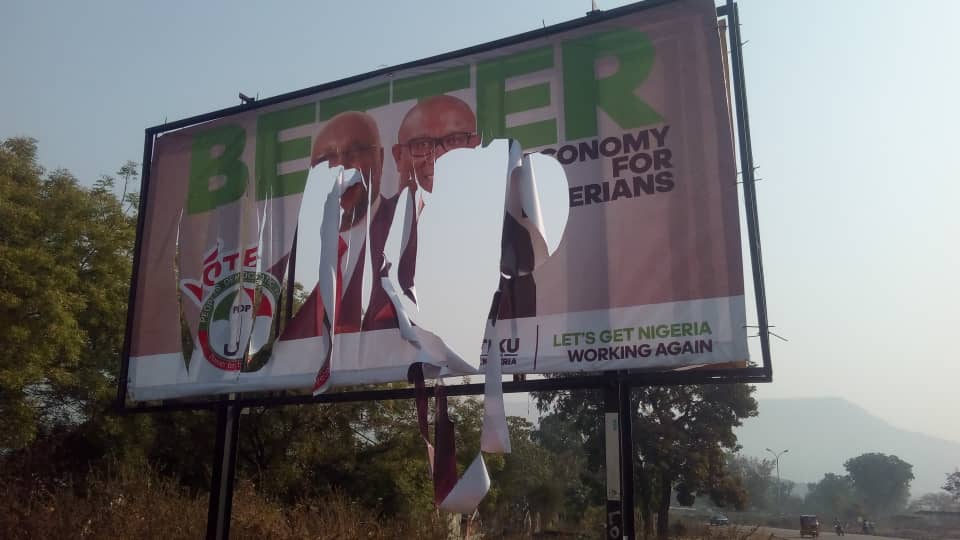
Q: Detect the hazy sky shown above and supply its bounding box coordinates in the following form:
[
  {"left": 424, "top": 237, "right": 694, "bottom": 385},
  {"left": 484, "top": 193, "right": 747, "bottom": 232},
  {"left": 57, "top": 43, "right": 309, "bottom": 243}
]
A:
[{"left": 2, "top": 1, "right": 958, "bottom": 444}]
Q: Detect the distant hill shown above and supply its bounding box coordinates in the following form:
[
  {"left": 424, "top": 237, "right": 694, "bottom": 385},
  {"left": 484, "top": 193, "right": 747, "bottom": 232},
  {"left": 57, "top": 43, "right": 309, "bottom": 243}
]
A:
[{"left": 735, "top": 397, "right": 960, "bottom": 497}]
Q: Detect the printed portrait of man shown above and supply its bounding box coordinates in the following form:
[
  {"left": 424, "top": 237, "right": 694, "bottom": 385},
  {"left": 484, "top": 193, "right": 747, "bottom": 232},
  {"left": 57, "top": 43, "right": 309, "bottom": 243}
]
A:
[
  {"left": 391, "top": 94, "right": 481, "bottom": 194},
  {"left": 311, "top": 110, "right": 384, "bottom": 231},
  {"left": 363, "top": 94, "right": 481, "bottom": 330},
  {"left": 310, "top": 110, "right": 384, "bottom": 333}
]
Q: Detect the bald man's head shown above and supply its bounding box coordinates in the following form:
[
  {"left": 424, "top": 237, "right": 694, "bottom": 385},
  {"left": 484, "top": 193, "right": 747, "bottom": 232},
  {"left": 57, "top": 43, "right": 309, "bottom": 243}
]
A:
[
  {"left": 312, "top": 111, "right": 384, "bottom": 196},
  {"left": 393, "top": 95, "right": 479, "bottom": 193},
  {"left": 312, "top": 111, "right": 384, "bottom": 229}
]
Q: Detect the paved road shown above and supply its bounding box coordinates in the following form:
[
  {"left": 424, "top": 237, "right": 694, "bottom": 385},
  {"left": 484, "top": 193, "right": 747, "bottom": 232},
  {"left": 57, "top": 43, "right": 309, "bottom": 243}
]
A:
[{"left": 758, "top": 526, "right": 907, "bottom": 540}]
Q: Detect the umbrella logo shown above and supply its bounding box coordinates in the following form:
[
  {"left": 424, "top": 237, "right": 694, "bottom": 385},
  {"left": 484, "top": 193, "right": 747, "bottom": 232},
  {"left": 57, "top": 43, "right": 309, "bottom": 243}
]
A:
[{"left": 195, "top": 270, "right": 281, "bottom": 371}]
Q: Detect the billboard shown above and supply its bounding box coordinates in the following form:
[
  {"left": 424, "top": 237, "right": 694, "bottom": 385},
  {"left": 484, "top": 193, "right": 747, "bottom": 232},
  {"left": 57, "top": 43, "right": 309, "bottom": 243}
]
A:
[{"left": 122, "top": 0, "right": 749, "bottom": 403}]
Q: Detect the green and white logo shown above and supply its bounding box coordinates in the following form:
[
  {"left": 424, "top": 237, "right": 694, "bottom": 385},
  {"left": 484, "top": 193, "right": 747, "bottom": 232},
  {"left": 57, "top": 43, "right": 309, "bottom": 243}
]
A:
[
  {"left": 195, "top": 270, "right": 281, "bottom": 371},
  {"left": 180, "top": 242, "right": 282, "bottom": 372}
]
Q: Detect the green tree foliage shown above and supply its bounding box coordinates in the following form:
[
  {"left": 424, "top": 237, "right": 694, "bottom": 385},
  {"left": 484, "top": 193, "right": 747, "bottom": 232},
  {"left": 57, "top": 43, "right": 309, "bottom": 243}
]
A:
[
  {"left": 844, "top": 453, "right": 914, "bottom": 515},
  {"left": 484, "top": 415, "right": 585, "bottom": 533},
  {"left": 944, "top": 470, "right": 960, "bottom": 501},
  {"left": 0, "top": 138, "right": 137, "bottom": 450},
  {"left": 635, "top": 385, "right": 755, "bottom": 537},
  {"left": 532, "top": 413, "right": 595, "bottom": 523},
  {"left": 805, "top": 473, "right": 859, "bottom": 518},
  {"left": 727, "top": 454, "right": 774, "bottom": 510}
]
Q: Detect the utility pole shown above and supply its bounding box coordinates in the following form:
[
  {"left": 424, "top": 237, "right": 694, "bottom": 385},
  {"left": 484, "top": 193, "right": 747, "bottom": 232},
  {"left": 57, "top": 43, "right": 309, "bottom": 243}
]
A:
[{"left": 765, "top": 448, "right": 789, "bottom": 516}]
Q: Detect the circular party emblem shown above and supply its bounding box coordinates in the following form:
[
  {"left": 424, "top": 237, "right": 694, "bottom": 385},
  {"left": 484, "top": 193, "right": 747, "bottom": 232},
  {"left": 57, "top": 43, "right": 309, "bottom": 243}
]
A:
[{"left": 196, "top": 271, "right": 281, "bottom": 371}]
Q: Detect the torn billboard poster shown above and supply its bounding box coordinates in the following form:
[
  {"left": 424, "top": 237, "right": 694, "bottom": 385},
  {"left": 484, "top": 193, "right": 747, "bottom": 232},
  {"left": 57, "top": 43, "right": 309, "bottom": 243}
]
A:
[{"left": 124, "top": 0, "right": 745, "bottom": 402}]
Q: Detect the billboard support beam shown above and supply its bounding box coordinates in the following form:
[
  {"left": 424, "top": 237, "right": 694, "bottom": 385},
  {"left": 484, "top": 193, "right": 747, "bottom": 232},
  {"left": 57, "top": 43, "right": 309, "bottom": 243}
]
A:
[
  {"left": 726, "top": 0, "right": 772, "bottom": 378},
  {"left": 117, "top": 367, "right": 771, "bottom": 415},
  {"left": 206, "top": 399, "right": 242, "bottom": 540},
  {"left": 619, "top": 375, "right": 636, "bottom": 539},
  {"left": 604, "top": 380, "right": 623, "bottom": 539},
  {"left": 603, "top": 374, "right": 637, "bottom": 540},
  {"left": 116, "top": 130, "right": 155, "bottom": 408}
]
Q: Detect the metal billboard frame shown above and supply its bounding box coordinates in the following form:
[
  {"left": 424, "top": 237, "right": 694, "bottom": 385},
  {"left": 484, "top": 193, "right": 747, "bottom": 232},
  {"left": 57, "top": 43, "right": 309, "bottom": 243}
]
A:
[{"left": 116, "top": 0, "right": 770, "bottom": 414}]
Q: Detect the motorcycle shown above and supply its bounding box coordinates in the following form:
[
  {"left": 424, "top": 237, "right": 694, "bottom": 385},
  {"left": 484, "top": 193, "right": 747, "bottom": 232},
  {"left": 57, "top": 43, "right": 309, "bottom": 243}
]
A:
[{"left": 834, "top": 523, "right": 845, "bottom": 536}]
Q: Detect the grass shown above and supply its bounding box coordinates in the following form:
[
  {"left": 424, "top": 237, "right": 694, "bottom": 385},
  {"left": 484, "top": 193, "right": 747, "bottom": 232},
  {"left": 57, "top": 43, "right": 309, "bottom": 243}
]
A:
[
  {"left": 13, "top": 466, "right": 953, "bottom": 540},
  {"left": 0, "top": 467, "right": 450, "bottom": 539}
]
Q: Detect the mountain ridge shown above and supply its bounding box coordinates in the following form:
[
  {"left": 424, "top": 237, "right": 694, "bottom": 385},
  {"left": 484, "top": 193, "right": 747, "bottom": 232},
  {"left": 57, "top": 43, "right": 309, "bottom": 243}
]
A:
[{"left": 735, "top": 397, "right": 960, "bottom": 497}]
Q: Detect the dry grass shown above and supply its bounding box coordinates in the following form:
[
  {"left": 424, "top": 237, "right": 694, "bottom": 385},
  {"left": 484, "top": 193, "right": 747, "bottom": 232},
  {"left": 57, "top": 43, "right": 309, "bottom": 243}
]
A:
[
  {"left": 0, "top": 467, "right": 449, "bottom": 540},
  {"left": 670, "top": 520, "right": 775, "bottom": 540},
  {"left": 0, "top": 466, "right": 206, "bottom": 539}
]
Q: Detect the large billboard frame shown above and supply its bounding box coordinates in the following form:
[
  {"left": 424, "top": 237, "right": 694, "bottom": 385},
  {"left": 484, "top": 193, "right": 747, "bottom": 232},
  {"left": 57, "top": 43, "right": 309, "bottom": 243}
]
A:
[{"left": 115, "top": 0, "right": 770, "bottom": 414}]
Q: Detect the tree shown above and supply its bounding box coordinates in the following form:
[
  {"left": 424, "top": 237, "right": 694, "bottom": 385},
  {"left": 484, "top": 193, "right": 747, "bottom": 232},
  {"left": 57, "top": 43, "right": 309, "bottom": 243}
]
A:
[
  {"left": 844, "top": 453, "right": 914, "bottom": 515},
  {"left": 944, "top": 470, "right": 960, "bottom": 502},
  {"left": 531, "top": 413, "right": 594, "bottom": 526},
  {"left": 479, "top": 415, "right": 574, "bottom": 534},
  {"left": 727, "top": 454, "right": 774, "bottom": 510},
  {"left": 0, "top": 137, "right": 137, "bottom": 450},
  {"left": 805, "top": 473, "right": 858, "bottom": 518},
  {"left": 909, "top": 492, "right": 960, "bottom": 512},
  {"left": 115, "top": 160, "right": 140, "bottom": 214},
  {"left": 635, "top": 384, "right": 755, "bottom": 537}
]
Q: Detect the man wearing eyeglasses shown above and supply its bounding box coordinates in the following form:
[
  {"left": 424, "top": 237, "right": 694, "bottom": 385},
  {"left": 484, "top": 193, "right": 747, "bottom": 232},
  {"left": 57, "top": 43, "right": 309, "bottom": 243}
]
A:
[
  {"left": 310, "top": 111, "right": 384, "bottom": 333},
  {"left": 392, "top": 94, "right": 480, "bottom": 194},
  {"left": 311, "top": 111, "right": 384, "bottom": 231},
  {"left": 394, "top": 95, "right": 480, "bottom": 302},
  {"left": 362, "top": 94, "right": 480, "bottom": 329}
]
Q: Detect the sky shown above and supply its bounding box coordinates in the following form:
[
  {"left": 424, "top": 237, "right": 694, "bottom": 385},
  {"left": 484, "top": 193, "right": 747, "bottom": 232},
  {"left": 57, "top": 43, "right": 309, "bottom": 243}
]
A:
[{"left": 2, "top": 1, "right": 958, "bottom": 445}]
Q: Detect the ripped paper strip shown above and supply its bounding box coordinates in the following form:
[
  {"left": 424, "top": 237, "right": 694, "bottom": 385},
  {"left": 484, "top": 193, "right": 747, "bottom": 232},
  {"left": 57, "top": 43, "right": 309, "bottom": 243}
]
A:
[
  {"left": 481, "top": 317, "right": 511, "bottom": 454},
  {"left": 398, "top": 189, "right": 421, "bottom": 305},
  {"left": 439, "top": 455, "right": 491, "bottom": 514},
  {"left": 381, "top": 273, "right": 420, "bottom": 348},
  {"left": 312, "top": 172, "right": 347, "bottom": 395}
]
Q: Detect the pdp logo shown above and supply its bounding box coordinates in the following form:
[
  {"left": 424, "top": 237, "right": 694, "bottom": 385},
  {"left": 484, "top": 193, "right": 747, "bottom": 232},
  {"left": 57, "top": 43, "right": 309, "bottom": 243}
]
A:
[
  {"left": 196, "top": 271, "right": 280, "bottom": 370},
  {"left": 181, "top": 242, "right": 281, "bottom": 371}
]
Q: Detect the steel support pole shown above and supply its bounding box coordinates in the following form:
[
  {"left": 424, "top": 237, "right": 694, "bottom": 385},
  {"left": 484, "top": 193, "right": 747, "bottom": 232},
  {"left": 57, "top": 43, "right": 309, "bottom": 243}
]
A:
[
  {"left": 618, "top": 378, "right": 636, "bottom": 540},
  {"left": 605, "top": 375, "right": 637, "bottom": 540},
  {"left": 206, "top": 400, "right": 242, "bottom": 540},
  {"left": 726, "top": 0, "right": 773, "bottom": 378},
  {"left": 604, "top": 381, "right": 623, "bottom": 539}
]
